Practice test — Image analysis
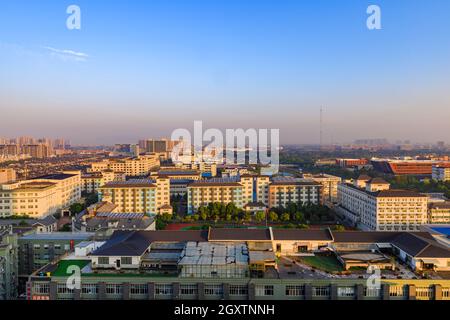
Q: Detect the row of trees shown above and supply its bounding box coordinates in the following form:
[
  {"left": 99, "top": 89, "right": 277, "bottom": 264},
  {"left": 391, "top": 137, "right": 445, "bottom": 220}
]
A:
[{"left": 164, "top": 202, "right": 336, "bottom": 224}]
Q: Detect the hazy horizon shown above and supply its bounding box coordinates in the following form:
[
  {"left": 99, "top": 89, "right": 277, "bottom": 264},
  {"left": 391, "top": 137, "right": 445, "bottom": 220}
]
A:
[{"left": 1, "top": 0, "right": 450, "bottom": 145}]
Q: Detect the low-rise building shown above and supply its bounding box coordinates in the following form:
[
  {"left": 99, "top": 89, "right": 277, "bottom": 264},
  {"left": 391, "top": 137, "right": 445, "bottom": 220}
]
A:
[
  {"left": 32, "top": 215, "right": 58, "bottom": 233},
  {"left": 18, "top": 232, "right": 94, "bottom": 278},
  {"left": 25, "top": 228, "right": 450, "bottom": 301}
]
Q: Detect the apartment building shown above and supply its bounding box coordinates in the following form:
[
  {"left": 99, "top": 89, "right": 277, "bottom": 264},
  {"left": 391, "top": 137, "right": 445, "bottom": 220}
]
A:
[
  {"left": 268, "top": 177, "right": 321, "bottom": 209},
  {"left": 428, "top": 202, "right": 450, "bottom": 224},
  {"left": 99, "top": 178, "right": 171, "bottom": 215},
  {"left": 81, "top": 171, "right": 125, "bottom": 194},
  {"left": 187, "top": 176, "right": 317, "bottom": 214},
  {"left": 32, "top": 172, "right": 82, "bottom": 210},
  {"left": 168, "top": 161, "right": 218, "bottom": 178},
  {"left": 0, "top": 168, "right": 16, "bottom": 184},
  {"left": 0, "top": 172, "right": 81, "bottom": 218},
  {"left": 304, "top": 173, "right": 341, "bottom": 204},
  {"left": 90, "top": 155, "right": 160, "bottom": 176},
  {"left": 187, "top": 178, "right": 245, "bottom": 214},
  {"left": 337, "top": 176, "right": 428, "bottom": 231},
  {"left": 432, "top": 165, "right": 450, "bottom": 182}
]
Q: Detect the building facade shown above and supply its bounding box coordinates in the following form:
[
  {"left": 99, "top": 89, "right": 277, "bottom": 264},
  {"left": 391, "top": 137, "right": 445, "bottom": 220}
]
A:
[
  {"left": 0, "top": 172, "right": 81, "bottom": 218},
  {"left": 81, "top": 171, "right": 125, "bottom": 194},
  {"left": 90, "top": 155, "right": 160, "bottom": 176},
  {"left": 337, "top": 177, "right": 428, "bottom": 231},
  {"left": 0, "top": 229, "right": 18, "bottom": 300},
  {"left": 99, "top": 178, "right": 171, "bottom": 215},
  {"left": 432, "top": 165, "right": 450, "bottom": 182}
]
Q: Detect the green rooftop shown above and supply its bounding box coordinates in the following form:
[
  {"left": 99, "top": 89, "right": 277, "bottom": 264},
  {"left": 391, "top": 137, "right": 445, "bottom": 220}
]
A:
[{"left": 52, "top": 260, "right": 90, "bottom": 277}]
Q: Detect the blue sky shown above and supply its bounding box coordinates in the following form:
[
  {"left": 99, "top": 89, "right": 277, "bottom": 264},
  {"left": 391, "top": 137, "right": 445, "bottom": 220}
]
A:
[{"left": 1, "top": 0, "right": 450, "bottom": 145}]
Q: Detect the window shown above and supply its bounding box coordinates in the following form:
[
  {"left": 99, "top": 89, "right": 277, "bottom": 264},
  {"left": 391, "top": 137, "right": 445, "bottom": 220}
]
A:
[
  {"left": 416, "top": 287, "right": 433, "bottom": 299},
  {"left": 57, "top": 283, "right": 74, "bottom": 294},
  {"left": 121, "top": 257, "right": 133, "bottom": 265},
  {"left": 130, "top": 284, "right": 148, "bottom": 295},
  {"left": 82, "top": 284, "right": 98, "bottom": 295},
  {"left": 98, "top": 257, "right": 109, "bottom": 265},
  {"left": 337, "top": 287, "right": 355, "bottom": 297},
  {"left": 286, "top": 285, "right": 305, "bottom": 296},
  {"left": 205, "top": 284, "right": 223, "bottom": 296},
  {"left": 313, "top": 286, "right": 330, "bottom": 297},
  {"left": 155, "top": 284, "right": 173, "bottom": 296},
  {"left": 106, "top": 284, "right": 123, "bottom": 295},
  {"left": 229, "top": 285, "right": 248, "bottom": 296},
  {"left": 180, "top": 284, "right": 198, "bottom": 295},
  {"left": 364, "top": 287, "right": 380, "bottom": 297},
  {"left": 256, "top": 285, "right": 274, "bottom": 296},
  {"left": 389, "top": 286, "right": 407, "bottom": 297},
  {"left": 33, "top": 283, "right": 49, "bottom": 294}
]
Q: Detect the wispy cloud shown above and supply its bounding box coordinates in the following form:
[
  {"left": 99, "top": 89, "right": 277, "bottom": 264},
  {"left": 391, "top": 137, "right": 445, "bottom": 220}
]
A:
[{"left": 43, "top": 46, "right": 89, "bottom": 62}]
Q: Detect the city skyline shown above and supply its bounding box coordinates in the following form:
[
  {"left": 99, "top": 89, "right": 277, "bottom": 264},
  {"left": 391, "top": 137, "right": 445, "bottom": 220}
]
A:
[{"left": 1, "top": 0, "right": 450, "bottom": 145}]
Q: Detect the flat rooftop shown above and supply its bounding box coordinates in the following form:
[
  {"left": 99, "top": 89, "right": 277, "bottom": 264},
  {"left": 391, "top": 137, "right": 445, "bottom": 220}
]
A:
[{"left": 20, "top": 232, "right": 94, "bottom": 241}]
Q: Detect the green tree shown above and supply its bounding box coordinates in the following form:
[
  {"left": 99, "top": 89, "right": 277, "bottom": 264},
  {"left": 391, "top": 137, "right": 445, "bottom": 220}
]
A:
[
  {"left": 280, "top": 213, "right": 290, "bottom": 222},
  {"left": 69, "top": 203, "right": 84, "bottom": 215},
  {"left": 254, "top": 211, "right": 266, "bottom": 223},
  {"left": 268, "top": 211, "right": 278, "bottom": 222}
]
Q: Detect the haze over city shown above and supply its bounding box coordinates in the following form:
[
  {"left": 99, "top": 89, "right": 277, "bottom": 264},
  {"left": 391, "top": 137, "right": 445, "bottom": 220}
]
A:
[{"left": 1, "top": 0, "right": 450, "bottom": 145}]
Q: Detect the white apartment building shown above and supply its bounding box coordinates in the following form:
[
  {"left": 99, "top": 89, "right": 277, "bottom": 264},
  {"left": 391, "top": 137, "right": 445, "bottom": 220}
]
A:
[
  {"left": 337, "top": 176, "right": 428, "bottom": 231},
  {"left": 89, "top": 155, "right": 160, "bottom": 176},
  {"left": 0, "top": 171, "right": 81, "bottom": 218},
  {"left": 432, "top": 165, "right": 450, "bottom": 182}
]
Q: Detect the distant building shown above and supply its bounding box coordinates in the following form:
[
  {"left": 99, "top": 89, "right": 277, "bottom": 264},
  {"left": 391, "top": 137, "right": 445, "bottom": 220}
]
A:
[
  {"left": 432, "top": 165, "right": 450, "bottom": 181},
  {"left": 372, "top": 158, "right": 450, "bottom": 176},
  {"left": 0, "top": 168, "right": 16, "bottom": 184},
  {"left": 89, "top": 155, "right": 160, "bottom": 176},
  {"left": 336, "top": 158, "right": 368, "bottom": 168},
  {"left": 337, "top": 176, "right": 428, "bottom": 231}
]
